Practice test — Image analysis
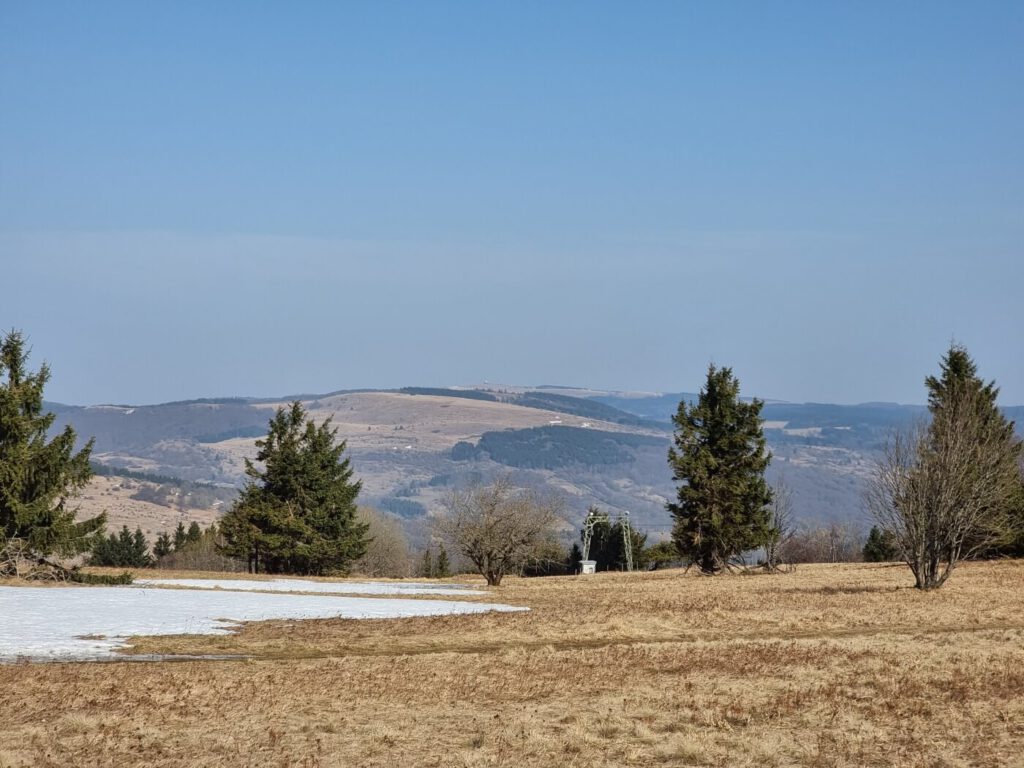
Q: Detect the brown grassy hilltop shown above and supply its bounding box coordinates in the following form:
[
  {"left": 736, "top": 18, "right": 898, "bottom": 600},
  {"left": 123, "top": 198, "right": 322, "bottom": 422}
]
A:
[
  {"left": 2, "top": 561, "right": 1023, "bottom": 767},
  {"left": 75, "top": 475, "right": 221, "bottom": 538}
]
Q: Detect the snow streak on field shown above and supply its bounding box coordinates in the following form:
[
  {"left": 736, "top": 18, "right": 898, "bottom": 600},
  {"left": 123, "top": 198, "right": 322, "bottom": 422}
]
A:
[
  {"left": 135, "top": 578, "right": 487, "bottom": 596},
  {"left": 1, "top": 581, "right": 524, "bottom": 662}
]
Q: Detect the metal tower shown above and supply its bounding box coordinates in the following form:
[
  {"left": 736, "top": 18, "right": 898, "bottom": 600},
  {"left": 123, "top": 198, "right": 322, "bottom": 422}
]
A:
[{"left": 580, "top": 509, "right": 635, "bottom": 572}]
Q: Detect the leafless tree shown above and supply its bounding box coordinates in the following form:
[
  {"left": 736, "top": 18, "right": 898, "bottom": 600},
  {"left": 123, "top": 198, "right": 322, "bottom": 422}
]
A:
[
  {"left": 779, "top": 523, "right": 862, "bottom": 564},
  {"left": 763, "top": 478, "right": 795, "bottom": 572},
  {"left": 352, "top": 506, "right": 413, "bottom": 578},
  {"left": 436, "top": 476, "right": 563, "bottom": 586},
  {"left": 867, "top": 386, "right": 1020, "bottom": 590}
]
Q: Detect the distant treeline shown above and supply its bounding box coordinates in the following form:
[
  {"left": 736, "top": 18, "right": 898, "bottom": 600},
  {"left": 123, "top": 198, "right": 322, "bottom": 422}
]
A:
[
  {"left": 196, "top": 425, "right": 268, "bottom": 443},
  {"left": 467, "top": 426, "right": 667, "bottom": 470},
  {"left": 89, "top": 461, "right": 238, "bottom": 510},
  {"left": 90, "top": 461, "right": 185, "bottom": 486}
]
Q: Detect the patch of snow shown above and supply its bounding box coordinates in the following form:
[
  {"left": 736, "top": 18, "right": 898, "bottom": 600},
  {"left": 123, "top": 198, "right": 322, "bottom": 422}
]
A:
[
  {"left": 135, "top": 578, "right": 487, "bottom": 597},
  {"left": 0, "top": 586, "right": 525, "bottom": 662}
]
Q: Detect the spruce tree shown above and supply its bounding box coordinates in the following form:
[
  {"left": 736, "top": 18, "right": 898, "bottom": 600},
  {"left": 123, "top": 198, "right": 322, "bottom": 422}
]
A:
[
  {"left": 90, "top": 525, "right": 152, "bottom": 568},
  {"left": 862, "top": 525, "right": 898, "bottom": 562},
  {"left": 868, "top": 344, "right": 1021, "bottom": 589},
  {"left": 420, "top": 548, "right": 434, "bottom": 578},
  {"left": 566, "top": 542, "right": 583, "bottom": 574},
  {"left": 435, "top": 544, "right": 450, "bottom": 578},
  {"left": 667, "top": 364, "right": 773, "bottom": 574},
  {"left": 153, "top": 531, "right": 172, "bottom": 559},
  {"left": 186, "top": 521, "right": 202, "bottom": 545},
  {"left": 218, "top": 401, "right": 368, "bottom": 575},
  {"left": 922, "top": 344, "right": 1021, "bottom": 562},
  {"left": 173, "top": 521, "right": 187, "bottom": 551},
  {"left": 0, "top": 330, "right": 106, "bottom": 575}
]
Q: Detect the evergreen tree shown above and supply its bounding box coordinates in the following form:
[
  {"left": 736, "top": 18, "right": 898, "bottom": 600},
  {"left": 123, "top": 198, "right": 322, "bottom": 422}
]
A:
[
  {"left": 644, "top": 540, "right": 681, "bottom": 570},
  {"left": 90, "top": 525, "right": 152, "bottom": 568},
  {"left": 922, "top": 344, "right": 1021, "bottom": 562},
  {"left": 0, "top": 330, "right": 106, "bottom": 575},
  {"left": 862, "top": 525, "right": 898, "bottom": 562},
  {"left": 420, "top": 547, "right": 434, "bottom": 578},
  {"left": 868, "top": 344, "right": 1022, "bottom": 589},
  {"left": 218, "top": 401, "right": 368, "bottom": 575},
  {"left": 566, "top": 542, "right": 583, "bottom": 574},
  {"left": 173, "top": 521, "right": 187, "bottom": 551},
  {"left": 153, "top": 531, "right": 173, "bottom": 559},
  {"left": 186, "top": 521, "right": 202, "bottom": 545},
  {"left": 667, "top": 365, "right": 773, "bottom": 574},
  {"left": 435, "top": 544, "right": 451, "bottom": 578}
]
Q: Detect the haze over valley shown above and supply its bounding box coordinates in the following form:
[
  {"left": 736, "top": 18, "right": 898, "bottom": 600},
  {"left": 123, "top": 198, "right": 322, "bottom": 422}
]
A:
[{"left": 57, "top": 383, "right": 1024, "bottom": 544}]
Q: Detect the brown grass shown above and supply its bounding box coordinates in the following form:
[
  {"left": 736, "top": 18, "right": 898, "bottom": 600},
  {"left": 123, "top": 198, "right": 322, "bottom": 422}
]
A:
[
  {"left": 2, "top": 561, "right": 1024, "bottom": 767},
  {"left": 74, "top": 475, "right": 220, "bottom": 537}
]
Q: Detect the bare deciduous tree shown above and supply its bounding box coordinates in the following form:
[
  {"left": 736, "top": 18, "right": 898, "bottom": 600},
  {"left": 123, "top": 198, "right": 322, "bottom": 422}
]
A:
[
  {"left": 352, "top": 506, "right": 413, "bottom": 578},
  {"left": 779, "top": 523, "right": 862, "bottom": 564},
  {"left": 867, "top": 385, "right": 1020, "bottom": 590},
  {"left": 763, "top": 478, "right": 795, "bottom": 572},
  {"left": 436, "top": 477, "right": 562, "bottom": 586}
]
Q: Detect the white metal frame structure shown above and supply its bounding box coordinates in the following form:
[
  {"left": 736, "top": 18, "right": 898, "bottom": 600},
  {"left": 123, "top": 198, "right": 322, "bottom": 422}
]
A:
[{"left": 580, "top": 509, "right": 635, "bottom": 572}]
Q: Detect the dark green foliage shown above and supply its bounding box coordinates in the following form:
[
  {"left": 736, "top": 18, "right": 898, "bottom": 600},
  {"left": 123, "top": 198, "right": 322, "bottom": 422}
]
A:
[
  {"left": 90, "top": 525, "right": 153, "bottom": 568},
  {"left": 70, "top": 569, "right": 134, "bottom": 585},
  {"left": 378, "top": 497, "right": 427, "bottom": 518},
  {"left": 173, "top": 522, "right": 187, "bottom": 551},
  {"left": 186, "top": 521, "right": 202, "bottom": 545},
  {"left": 153, "top": 531, "right": 172, "bottom": 559},
  {"left": 667, "top": 365, "right": 773, "bottom": 574},
  {"left": 567, "top": 542, "right": 583, "bottom": 574},
  {"left": 89, "top": 462, "right": 182, "bottom": 485},
  {"left": 924, "top": 345, "right": 1023, "bottom": 563},
  {"left": 218, "top": 401, "right": 369, "bottom": 575},
  {"left": 582, "top": 513, "right": 647, "bottom": 572},
  {"left": 862, "top": 525, "right": 898, "bottom": 562},
  {"left": 644, "top": 540, "right": 682, "bottom": 570},
  {"left": 479, "top": 426, "right": 664, "bottom": 470},
  {"left": 420, "top": 548, "right": 433, "bottom": 578},
  {"left": 435, "top": 544, "right": 451, "bottom": 578},
  {"left": 0, "top": 330, "right": 106, "bottom": 568}
]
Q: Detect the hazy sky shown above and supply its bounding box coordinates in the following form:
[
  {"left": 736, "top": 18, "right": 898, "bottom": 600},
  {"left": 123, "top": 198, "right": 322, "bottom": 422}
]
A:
[{"left": 2, "top": 2, "right": 1022, "bottom": 406}]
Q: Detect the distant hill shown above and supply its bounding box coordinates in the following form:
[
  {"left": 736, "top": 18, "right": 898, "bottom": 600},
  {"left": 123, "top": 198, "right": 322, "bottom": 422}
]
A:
[{"left": 50, "top": 386, "right": 1024, "bottom": 546}]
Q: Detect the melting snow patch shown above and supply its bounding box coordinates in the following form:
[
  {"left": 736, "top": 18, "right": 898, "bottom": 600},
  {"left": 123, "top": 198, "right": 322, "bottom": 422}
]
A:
[
  {"left": 0, "top": 585, "right": 525, "bottom": 662},
  {"left": 135, "top": 578, "right": 487, "bottom": 596}
]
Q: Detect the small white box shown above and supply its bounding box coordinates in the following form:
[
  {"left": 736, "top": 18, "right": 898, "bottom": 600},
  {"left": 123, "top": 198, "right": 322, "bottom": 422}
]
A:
[{"left": 580, "top": 560, "right": 596, "bottom": 575}]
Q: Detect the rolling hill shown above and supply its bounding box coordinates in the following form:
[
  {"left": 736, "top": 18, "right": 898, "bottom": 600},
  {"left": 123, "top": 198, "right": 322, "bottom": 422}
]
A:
[{"left": 54, "top": 387, "right": 1024, "bottom": 545}]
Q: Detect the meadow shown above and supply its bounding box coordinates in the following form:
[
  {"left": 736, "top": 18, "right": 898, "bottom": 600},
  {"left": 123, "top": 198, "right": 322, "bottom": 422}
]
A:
[{"left": 2, "top": 561, "right": 1023, "bottom": 767}]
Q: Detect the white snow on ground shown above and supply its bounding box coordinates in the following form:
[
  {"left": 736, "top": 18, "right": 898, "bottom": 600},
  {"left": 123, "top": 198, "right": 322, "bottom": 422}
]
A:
[
  {"left": 135, "top": 578, "right": 487, "bottom": 596},
  {"left": 0, "top": 585, "right": 525, "bottom": 662}
]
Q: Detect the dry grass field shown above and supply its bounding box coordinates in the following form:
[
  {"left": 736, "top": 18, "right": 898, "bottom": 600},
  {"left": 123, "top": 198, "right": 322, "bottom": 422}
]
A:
[{"left": 2, "top": 561, "right": 1023, "bottom": 767}]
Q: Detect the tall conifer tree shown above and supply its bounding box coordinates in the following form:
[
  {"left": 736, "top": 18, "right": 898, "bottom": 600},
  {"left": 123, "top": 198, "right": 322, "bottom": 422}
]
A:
[
  {"left": 0, "top": 330, "right": 105, "bottom": 573},
  {"left": 667, "top": 364, "right": 772, "bottom": 573},
  {"left": 923, "top": 344, "right": 1022, "bottom": 560},
  {"left": 219, "top": 401, "right": 368, "bottom": 575}
]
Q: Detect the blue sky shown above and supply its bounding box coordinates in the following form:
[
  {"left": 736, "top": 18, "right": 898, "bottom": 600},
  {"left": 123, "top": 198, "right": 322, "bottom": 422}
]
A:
[{"left": 2, "top": 2, "right": 1021, "bottom": 405}]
